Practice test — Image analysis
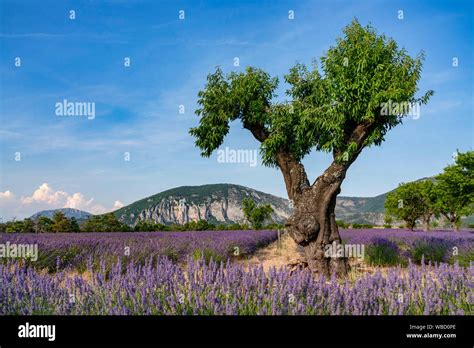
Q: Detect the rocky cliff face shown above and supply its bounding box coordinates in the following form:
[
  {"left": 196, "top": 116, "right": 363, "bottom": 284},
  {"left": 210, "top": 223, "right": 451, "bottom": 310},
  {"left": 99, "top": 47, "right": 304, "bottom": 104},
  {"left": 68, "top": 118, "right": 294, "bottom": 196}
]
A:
[
  {"left": 113, "top": 183, "right": 392, "bottom": 226},
  {"left": 114, "top": 184, "right": 291, "bottom": 226},
  {"left": 335, "top": 196, "right": 386, "bottom": 225}
]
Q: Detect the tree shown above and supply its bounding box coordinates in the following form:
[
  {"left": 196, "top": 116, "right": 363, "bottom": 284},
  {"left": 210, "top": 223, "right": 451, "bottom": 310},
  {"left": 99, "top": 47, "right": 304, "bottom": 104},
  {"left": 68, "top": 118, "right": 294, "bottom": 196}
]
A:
[
  {"left": 134, "top": 220, "right": 169, "bottom": 232},
  {"left": 52, "top": 212, "right": 71, "bottom": 232},
  {"left": 181, "top": 219, "right": 215, "bottom": 231},
  {"left": 22, "top": 218, "right": 35, "bottom": 233},
  {"left": 190, "top": 19, "right": 432, "bottom": 276},
  {"left": 103, "top": 213, "right": 127, "bottom": 231},
  {"left": 70, "top": 217, "right": 81, "bottom": 233},
  {"left": 5, "top": 219, "right": 24, "bottom": 233},
  {"left": 82, "top": 213, "right": 129, "bottom": 232},
  {"left": 418, "top": 180, "right": 439, "bottom": 231},
  {"left": 383, "top": 215, "right": 393, "bottom": 228},
  {"left": 37, "top": 216, "right": 53, "bottom": 233},
  {"left": 242, "top": 198, "right": 274, "bottom": 229},
  {"left": 435, "top": 151, "right": 474, "bottom": 231},
  {"left": 385, "top": 181, "right": 436, "bottom": 231}
]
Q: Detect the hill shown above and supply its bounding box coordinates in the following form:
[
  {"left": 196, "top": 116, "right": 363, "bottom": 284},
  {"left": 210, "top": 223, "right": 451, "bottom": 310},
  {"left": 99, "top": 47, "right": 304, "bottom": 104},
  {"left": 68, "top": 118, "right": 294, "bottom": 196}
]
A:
[
  {"left": 30, "top": 208, "right": 92, "bottom": 221},
  {"left": 30, "top": 179, "right": 470, "bottom": 227},
  {"left": 114, "top": 184, "right": 291, "bottom": 226},
  {"left": 113, "top": 183, "right": 390, "bottom": 226}
]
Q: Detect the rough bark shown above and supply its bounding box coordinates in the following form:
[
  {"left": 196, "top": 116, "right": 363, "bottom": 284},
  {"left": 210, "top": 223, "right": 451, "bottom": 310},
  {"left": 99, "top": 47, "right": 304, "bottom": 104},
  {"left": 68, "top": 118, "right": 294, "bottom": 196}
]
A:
[
  {"left": 284, "top": 161, "right": 350, "bottom": 277},
  {"left": 275, "top": 151, "right": 310, "bottom": 201}
]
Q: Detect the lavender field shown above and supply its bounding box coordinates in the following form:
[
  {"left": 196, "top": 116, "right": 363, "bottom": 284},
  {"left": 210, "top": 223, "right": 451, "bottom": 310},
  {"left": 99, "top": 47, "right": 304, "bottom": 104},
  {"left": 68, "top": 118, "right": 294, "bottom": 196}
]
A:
[
  {"left": 0, "top": 230, "right": 278, "bottom": 271},
  {"left": 0, "top": 229, "right": 473, "bottom": 315},
  {"left": 340, "top": 229, "right": 474, "bottom": 267},
  {"left": 1, "top": 257, "right": 472, "bottom": 315}
]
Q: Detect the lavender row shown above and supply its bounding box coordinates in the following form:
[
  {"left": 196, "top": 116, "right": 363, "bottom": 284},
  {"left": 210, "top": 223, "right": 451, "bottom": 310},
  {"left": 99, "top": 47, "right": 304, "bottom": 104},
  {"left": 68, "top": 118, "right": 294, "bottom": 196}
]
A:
[
  {"left": 1, "top": 257, "right": 472, "bottom": 315},
  {"left": 0, "top": 230, "right": 278, "bottom": 271},
  {"left": 1, "top": 229, "right": 472, "bottom": 270},
  {"left": 340, "top": 229, "right": 473, "bottom": 266}
]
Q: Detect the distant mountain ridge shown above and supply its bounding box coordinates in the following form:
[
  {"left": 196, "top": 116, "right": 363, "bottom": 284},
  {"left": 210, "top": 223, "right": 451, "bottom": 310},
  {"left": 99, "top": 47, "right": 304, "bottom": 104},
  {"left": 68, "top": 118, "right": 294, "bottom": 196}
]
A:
[
  {"left": 113, "top": 183, "right": 393, "bottom": 226},
  {"left": 335, "top": 193, "right": 387, "bottom": 225},
  {"left": 30, "top": 208, "right": 92, "bottom": 221},
  {"left": 114, "top": 184, "right": 292, "bottom": 226},
  {"left": 29, "top": 178, "right": 450, "bottom": 227},
  {"left": 334, "top": 177, "right": 434, "bottom": 224}
]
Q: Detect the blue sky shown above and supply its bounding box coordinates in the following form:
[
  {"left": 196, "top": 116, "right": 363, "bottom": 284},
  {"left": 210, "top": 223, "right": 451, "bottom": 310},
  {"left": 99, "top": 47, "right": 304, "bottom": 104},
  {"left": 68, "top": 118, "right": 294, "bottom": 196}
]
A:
[{"left": 0, "top": 0, "right": 473, "bottom": 220}]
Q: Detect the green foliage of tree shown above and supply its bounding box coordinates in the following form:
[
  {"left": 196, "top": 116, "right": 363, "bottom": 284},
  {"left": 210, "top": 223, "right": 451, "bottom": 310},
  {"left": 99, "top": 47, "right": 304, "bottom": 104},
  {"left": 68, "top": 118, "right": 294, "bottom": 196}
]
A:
[
  {"left": 383, "top": 215, "right": 393, "bottom": 228},
  {"left": 22, "top": 218, "right": 35, "bottom": 233},
  {"left": 336, "top": 220, "right": 348, "bottom": 228},
  {"left": 351, "top": 223, "right": 374, "bottom": 229},
  {"left": 4, "top": 220, "right": 25, "bottom": 233},
  {"left": 435, "top": 151, "right": 474, "bottom": 230},
  {"left": 242, "top": 198, "right": 274, "bottom": 229},
  {"left": 2, "top": 216, "right": 50, "bottom": 233},
  {"left": 265, "top": 222, "right": 285, "bottom": 230},
  {"left": 385, "top": 182, "right": 425, "bottom": 230},
  {"left": 82, "top": 213, "right": 129, "bottom": 232},
  {"left": 69, "top": 217, "right": 81, "bottom": 233},
  {"left": 1, "top": 215, "right": 80, "bottom": 233},
  {"left": 37, "top": 216, "right": 53, "bottom": 233},
  {"left": 166, "top": 221, "right": 253, "bottom": 231},
  {"left": 222, "top": 223, "right": 251, "bottom": 230},
  {"left": 190, "top": 19, "right": 432, "bottom": 167},
  {"left": 134, "top": 220, "right": 170, "bottom": 232},
  {"left": 52, "top": 212, "right": 72, "bottom": 232},
  {"left": 169, "top": 220, "right": 217, "bottom": 231},
  {"left": 384, "top": 151, "right": 472, "bottom": 231},
  {"left": 185, "top": 220, "right": 215, "bottom": 231},
  {"left": 385, "top": 180, "right": 439, "bottom": 231}
]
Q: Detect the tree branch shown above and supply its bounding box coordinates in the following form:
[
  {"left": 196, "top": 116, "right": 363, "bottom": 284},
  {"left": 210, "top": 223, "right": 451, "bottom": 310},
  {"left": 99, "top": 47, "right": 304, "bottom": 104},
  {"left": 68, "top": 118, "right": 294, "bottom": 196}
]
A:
[
  {"left": 276, "top": 151, "right": 310, "bottom": 201},
  {"left": 243, "top": 121, "right": 310, "bottom": 201},
  {"left": 243, "top": 122, "right": 269, "bottom": 142}
]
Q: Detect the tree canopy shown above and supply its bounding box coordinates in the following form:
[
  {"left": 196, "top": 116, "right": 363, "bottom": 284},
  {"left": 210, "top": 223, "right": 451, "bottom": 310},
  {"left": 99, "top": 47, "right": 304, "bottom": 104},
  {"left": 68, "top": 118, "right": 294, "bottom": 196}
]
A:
[
  {"left": 82, "top": 213, "right": 129, "bottom": 232},
  {"left": 242, "top": 198, "right": 274, "bottom": 229},
  {"left": 435, "top": 150, "right": 474, "bottom": 229},
  {"left": 385, "top": 180, "right": 438, "bottom": 230},
  {"left": 385, "top": 151, "right": 473, "bottom": 230},
  {"left": 190, "top": 19, "right": 433, "bottom": 170}
]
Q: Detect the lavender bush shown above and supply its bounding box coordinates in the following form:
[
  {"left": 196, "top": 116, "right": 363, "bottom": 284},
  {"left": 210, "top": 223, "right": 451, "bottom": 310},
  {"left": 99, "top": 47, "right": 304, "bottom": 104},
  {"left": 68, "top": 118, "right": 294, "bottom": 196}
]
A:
[
  {"left": 0, "top": 257, "right": 471, "bottom": 315},
  {"left": 340, "top": 229, "right": 473, "bottom": 266}
]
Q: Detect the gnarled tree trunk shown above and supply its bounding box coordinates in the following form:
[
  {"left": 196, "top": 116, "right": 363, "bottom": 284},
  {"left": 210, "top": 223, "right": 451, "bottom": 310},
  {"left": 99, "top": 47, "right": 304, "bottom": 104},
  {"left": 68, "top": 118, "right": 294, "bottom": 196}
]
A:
[{"left": 281, "top": 157, "right": 350, "bottom": 277}]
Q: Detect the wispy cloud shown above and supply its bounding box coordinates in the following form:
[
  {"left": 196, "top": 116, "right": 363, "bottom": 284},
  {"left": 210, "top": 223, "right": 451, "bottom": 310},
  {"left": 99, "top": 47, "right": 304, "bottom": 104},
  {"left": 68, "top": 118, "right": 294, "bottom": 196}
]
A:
[
  {"left": 424, "top": 69, "right": 458, "bottom": 85},
  {"left": 0, "top": 32, "right": 67, "bottom": 39},
  {"left": 0, "top": 32, "right": 129, "bottom": 44}
]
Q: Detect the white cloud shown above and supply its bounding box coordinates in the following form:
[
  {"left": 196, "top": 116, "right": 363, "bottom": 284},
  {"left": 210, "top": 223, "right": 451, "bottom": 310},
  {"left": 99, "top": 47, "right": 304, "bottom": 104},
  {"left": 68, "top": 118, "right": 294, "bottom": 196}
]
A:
[
  {"left": 113, "top": 200, "right": 124, "bottom": 209},
  {"left": 21, "top": 183, "right": 68, "bottom": 205},
  {"left": 1, "top": 183, "right": 123, "bottom": 220},
  {"left": 63, "top": 192, "right": 107, "bottom": 214},
  {"left": 0, "top": 190, "right": 15, "bottom": 201}
]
